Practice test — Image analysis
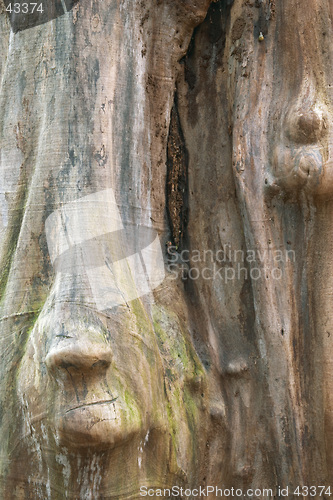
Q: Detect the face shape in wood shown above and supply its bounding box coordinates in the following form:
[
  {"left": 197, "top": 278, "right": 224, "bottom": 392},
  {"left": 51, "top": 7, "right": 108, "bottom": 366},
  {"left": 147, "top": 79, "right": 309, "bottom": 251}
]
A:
[
  {"left": 15, "top": 190, "right": 169, "bottom": 451},
  {"left": 271, "top": 83, "right": 332, "bottom": 196},
  {"left": 17, "top": 303, "right": 168, "bottom": 451},
  {"left": 0, "top": 0, "right": 218, "bottom": 495},
  {"left": 230, "top": 0, "right": 333, "bottom": 200},
  {"left": 268, "top": 0, "right": 333, "bottom": 198},
  {"left": 228, "top": 0, "right": 333, "bottom": 485}
]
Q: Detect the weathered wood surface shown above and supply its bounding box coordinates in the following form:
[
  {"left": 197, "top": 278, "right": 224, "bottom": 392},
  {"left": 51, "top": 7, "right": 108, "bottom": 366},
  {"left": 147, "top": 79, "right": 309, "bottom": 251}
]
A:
[{"left": 0, "top": 0, "right": 332, "bottom": 498}]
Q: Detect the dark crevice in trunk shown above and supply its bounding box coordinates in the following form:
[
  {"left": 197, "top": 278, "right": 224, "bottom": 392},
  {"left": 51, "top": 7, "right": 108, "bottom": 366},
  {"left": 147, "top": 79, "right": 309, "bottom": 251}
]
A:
[{"left": 166, "top": 93, "right": 188, "bottom": 250}]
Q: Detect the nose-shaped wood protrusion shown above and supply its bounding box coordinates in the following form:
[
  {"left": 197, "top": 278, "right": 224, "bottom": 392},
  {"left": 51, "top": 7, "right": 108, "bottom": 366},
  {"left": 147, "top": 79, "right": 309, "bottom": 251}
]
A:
[
  {"left": 45, "top": 342, "right": 113, "bottom": 372},
  {"left": 285, "top": 89, "right": 328, "bottom": 145},
  {"left": 287, "top": 108, "right": 327, "bottom": 144}
]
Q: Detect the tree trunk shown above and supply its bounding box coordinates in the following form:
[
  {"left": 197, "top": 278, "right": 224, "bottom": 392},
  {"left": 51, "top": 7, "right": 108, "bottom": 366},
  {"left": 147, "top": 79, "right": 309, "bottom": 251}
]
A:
[{"left": 0, "top": 0, "right": 332, "bottom": 498}]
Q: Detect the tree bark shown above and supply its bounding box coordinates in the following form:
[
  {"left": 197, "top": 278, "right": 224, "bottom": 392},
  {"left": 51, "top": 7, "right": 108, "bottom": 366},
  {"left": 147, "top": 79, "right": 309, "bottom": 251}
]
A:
[{"left": 0, "top": 0, "right": 333, "bottom": 498}]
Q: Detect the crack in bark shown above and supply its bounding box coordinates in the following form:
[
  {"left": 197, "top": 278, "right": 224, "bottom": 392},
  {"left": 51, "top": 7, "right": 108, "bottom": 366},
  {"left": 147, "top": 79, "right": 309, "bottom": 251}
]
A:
[
  {"left": 166, "top": 94, "right": 188, "bottom": 249},
  {"left": 64, "top": 397, "right": 118, "bottom": 414}
]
